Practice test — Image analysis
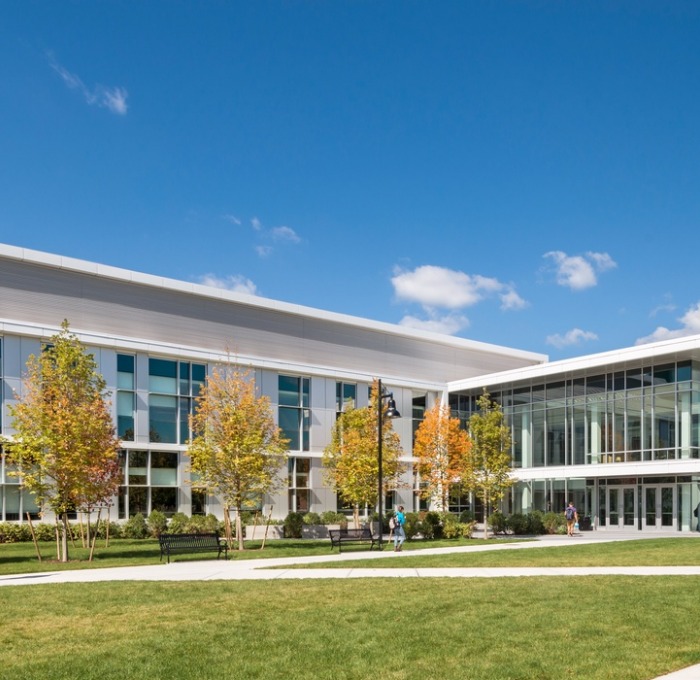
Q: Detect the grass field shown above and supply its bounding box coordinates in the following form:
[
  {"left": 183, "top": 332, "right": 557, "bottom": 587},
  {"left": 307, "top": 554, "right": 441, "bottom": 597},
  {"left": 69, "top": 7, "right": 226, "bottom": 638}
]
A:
[{"left": 2, "top": 538, "right": 700, "bottom": 679}]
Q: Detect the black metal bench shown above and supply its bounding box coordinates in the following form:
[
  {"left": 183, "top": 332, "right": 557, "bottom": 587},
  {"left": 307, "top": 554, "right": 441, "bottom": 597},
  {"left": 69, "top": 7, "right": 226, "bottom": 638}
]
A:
[
  {"left": 328, "top": 527, "right": 378, "bottom": 553},
  {"left": 158, "top": 532, "right": 228, "bottom": 564}
]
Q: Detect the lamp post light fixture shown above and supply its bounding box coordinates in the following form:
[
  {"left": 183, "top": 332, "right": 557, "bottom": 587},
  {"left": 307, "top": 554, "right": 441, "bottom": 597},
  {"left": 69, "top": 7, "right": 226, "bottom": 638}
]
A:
[{"left": 376, "top": 378, "right": 401, "bottom": 550}]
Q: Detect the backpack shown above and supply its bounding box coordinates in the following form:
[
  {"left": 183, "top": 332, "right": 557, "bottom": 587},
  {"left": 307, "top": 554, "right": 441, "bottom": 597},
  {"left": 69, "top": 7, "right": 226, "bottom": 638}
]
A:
[
  {"left": 565, "top": 507, "right": 575, "bottom": 520},
  {"left": 393, "top": 513, "right": 402, "bottom": 529}
]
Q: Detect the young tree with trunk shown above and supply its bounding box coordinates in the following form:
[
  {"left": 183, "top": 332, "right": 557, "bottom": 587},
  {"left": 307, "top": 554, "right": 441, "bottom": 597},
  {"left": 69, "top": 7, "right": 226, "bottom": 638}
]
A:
[
  {"left": 322, "top": 380, "right": 404, "bottom": 528},
  {"left": 7, "top": 321, "right": 121, "bottom": 562},
  {"left": 462, "top": 391, "right": 513, "bottom": 539},
  {"left": 413, "top": 402, "right": 472, "bottom": 511},
  {"left": 187, "top": 364, "right": 288, "bottom": 550}
]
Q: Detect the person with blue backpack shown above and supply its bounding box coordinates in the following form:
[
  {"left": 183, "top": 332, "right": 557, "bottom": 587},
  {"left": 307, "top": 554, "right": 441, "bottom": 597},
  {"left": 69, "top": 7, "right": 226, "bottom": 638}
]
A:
[
  {"left": 393, "top": 505, "right": 406, "bottom": 551},
  {"left": 565, "top": 502, "right": 578, "bottom": 536}
]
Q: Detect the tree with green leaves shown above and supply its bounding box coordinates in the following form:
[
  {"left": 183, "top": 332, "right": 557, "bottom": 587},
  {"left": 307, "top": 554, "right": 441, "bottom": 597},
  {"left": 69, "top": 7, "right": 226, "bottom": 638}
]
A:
[
  {"left": 322, "top": 380, "right": 404, "bottom": 528},
  {"left": 7, "top": 320, "right": 121, "bottom": 562},
  {"left": 413, "top": 402, "right": 472, "bottom": 511},
  {"left": 462, "top": 390, "right": 514, "bottom": 539},
  {"left": 187, "top": 364, "right": 289, "bottom": 550}
]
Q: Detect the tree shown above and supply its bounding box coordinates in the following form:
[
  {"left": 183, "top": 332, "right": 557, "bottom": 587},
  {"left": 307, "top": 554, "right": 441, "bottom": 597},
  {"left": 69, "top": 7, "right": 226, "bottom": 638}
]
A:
[
  {"left": 187, "top": 364, "right": 288, "bottom": 550},
  {"left": 7, "top": 321, "right": 121, "bottom": 562},
  {"left": 462, "top": 391, "right": 514, "bottom": 539},
  {"left": 322, "top": 380, "right": 404, "bottom": 528},
  {"left": 413, "top": 402, "right": 472, "bottom": 511}
]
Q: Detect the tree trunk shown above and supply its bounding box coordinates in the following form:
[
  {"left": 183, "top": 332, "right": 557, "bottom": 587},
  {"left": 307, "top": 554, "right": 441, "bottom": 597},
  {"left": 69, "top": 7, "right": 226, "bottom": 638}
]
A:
[
  {"left": 235, "top": 505, "right": 244, "bottom": 551},
  {"left": 223, "top": 506, "right": 233, "bottom": 548},
  {"left": 483, "top": 487, "right": 489, "bottom": 540},
  {"left": 61, "top": 513, "right": 69, "bottom": 562}
]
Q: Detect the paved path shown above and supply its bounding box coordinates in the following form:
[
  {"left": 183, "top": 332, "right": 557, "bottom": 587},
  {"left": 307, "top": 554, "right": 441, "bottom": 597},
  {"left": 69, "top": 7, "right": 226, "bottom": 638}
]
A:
[{"left": 2, "top": 531, "right": 700, "bottom": 678}]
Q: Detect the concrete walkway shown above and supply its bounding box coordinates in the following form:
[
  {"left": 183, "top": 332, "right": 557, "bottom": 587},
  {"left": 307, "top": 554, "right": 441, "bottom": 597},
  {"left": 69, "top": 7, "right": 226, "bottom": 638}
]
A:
[{"left": 2, "top": 531, "right": 700, "bottom": 679}]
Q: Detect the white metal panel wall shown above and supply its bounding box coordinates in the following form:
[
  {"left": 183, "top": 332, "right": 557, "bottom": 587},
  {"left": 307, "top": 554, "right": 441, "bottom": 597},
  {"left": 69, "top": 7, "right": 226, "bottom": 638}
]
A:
[{"left": 0, "top": 258, "right": 543, "bottom": 385}]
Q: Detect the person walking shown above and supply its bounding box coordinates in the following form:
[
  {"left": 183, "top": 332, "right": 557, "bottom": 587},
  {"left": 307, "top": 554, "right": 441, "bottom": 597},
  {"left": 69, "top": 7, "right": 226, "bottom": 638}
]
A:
[
  {"left": 393, "top": 505, "right": 406, "bottom": 552},
  {"left": 565, "top": 501, "right": 578, "bottom": 536}
]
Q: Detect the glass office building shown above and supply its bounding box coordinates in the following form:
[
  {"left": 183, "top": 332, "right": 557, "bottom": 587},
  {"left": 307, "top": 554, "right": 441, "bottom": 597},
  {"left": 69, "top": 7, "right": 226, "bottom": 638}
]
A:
[{"left": 449, "top": 351, "right": 700, "bottom": 532}]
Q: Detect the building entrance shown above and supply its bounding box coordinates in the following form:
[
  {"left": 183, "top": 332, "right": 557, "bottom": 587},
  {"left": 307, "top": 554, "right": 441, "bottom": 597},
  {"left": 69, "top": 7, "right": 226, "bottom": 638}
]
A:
[
  {"left": 602, "top": 485, "right": 637, "bottom": 529},
  {"left": 643, "top": 485, "right": 675, "bottom": 530}
]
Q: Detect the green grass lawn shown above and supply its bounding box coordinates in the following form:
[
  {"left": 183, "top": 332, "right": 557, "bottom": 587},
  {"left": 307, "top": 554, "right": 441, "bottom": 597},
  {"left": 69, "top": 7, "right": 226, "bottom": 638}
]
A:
[
  {"left": 285, "top": 537, "right": 700, "bottom": 568},
  {"left": 3, "top": 538, "right": 700, "bottom": 679},
  {"left": 0, "top": 536, "right": 526, "bottom": 575},
  {"left": 1, "top": 576, "right": 699, "bottom": 680}
]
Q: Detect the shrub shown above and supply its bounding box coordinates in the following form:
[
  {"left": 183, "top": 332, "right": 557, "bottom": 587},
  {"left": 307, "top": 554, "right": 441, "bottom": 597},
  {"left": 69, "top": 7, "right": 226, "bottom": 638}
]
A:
[
  {"left": 302, "top": 512, "right": 322, "bottom": 525},
  {"left": 542, "top": 511, "right": 564, "bottom": 534},
  {"left": 506, "top": 513, "right": 529, "bottom": 535},
  {"left": 527, "top": 510, "right": 545, "bottom": 535},
  {"left": 122, "top": 513, "right": 148, "bottom": 539},
  {"left": 283, "top": 512, "right": 304, "bottom": 538},
  {"left": 0, "top": 522, "right": 31, "bottom": 543},
  {"left": 147, "top": 510, "right": 168, "bottom": 538},
  {"left": 167, "top": 512, "right": 189, "bottom": 534},
  {"left": 33, "top": 523, "right": 58, "bottom": 542},
  {"left": 402, "top": 512, "right": 420, "bottom": 540},
  {"left": 320, "top": 511, "right": 345, "bottom": 525},
  {"left": 488, "top": 511, "right": 507, "bottom": 535},
  {"left": 419, "top": 511, "right": 443, "bottom": 539},
  {"left": 459, "top": 510, "right": 476, "bottom": 524}
]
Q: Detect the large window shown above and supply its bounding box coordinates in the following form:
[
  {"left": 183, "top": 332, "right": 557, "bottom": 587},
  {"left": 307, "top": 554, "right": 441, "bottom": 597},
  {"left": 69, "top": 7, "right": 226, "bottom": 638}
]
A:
[
  {"left": 117, "top": 354, "right": 135, "bottom": 441},
  {"left": 118, "top": 449, "right": 179, "bottom": 518},
  {"left": 279, "top": 375, "right": 310, "bottom": 451},
  {"left": 149, "top": 359, "right": 205, "bottom": 444},
  {"left": 452, "top": 360, "right": 700, "bottom": 469}
]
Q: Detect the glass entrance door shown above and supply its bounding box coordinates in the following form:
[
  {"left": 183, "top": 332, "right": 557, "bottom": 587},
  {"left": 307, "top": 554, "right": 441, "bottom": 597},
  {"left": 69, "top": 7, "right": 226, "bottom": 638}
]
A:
[
  {"left": 643, "top": 486, "right": 675, "bottom": 530},
  {"left": 606, "top": 486, "right": 637, "bottom": 529}
]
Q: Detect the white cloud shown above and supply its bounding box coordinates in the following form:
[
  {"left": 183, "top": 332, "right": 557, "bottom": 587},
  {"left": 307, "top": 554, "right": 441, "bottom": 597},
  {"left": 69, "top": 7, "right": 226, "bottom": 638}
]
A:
[
  {"left": 197, "top": 274, "right": 258, "bottom": 296},
  {"left": 398, "top": 313, "right": 469, "bottom": 335},
  {"left": 223, "top": 214, "right": 242, "bottom": 226},
  {"left": 500, "top": 289, "right": 528, "bottom": 311},
  {"left": 544, "top": 250, "right": 617, "bottom": 290},
  {"left": 390, "top": 265, "right": 525, "bottom": 336},
  {"left": 546, "top": 328, "right": 598, "bottom": 349},
  {"left": 392, "top": 265, "right": 510, "bottom": 310},
  {"left": 48, "top": 52, "right": 128, "bottom": 115},
  {"left": 251, "top": 217, "right": 262, "bottom": 231},
  {"left": 636, "top": 301, "right": 700, "bottom": 345},
  {"left": 255, "top": 245, "right": 273, "bottom": 258},
  {"left": 271, "top": 226, "right": 300, "bottom": 243}
]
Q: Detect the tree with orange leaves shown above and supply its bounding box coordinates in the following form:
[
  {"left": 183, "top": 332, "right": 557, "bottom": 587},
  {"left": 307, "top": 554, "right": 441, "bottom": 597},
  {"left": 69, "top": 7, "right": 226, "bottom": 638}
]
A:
[
  {"left": 7, "top": 321, "right": 121, "bottom": 562},
  {"left": 188, "top": 364, "right": 289, "bottom": 550},
  {"left": 413, "top": 402, "right": 472, "bottom": 511}
]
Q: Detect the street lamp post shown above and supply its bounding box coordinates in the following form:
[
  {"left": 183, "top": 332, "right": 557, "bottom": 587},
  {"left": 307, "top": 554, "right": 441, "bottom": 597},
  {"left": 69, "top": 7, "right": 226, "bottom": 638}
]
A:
[{"left": 377, "top": 378, "right": 401, "bottom": 550}]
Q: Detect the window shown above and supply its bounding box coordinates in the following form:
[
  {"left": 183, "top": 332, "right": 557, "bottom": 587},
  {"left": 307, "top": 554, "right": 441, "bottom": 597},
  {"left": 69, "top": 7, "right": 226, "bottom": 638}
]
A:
[
  {"left": 149, "top": 359, "right": 206, "bottom": 444},
  {"left": 279, "top": 375, "right": 310, "bottom": 451},
  {"left": 412, "top": 393, "right": 427, "bottom": 444},
  {"left": 288, "top": 457, "right": 310, "bottom": 513},
  {"left": 336, "top": 381, "right": 356, "bottom": 414},
  {"left": 117, "top": 354, "right": 135, "bottom": 441},
  {"left": 119, "top": 449, "right": 180, "bottom": 518}
]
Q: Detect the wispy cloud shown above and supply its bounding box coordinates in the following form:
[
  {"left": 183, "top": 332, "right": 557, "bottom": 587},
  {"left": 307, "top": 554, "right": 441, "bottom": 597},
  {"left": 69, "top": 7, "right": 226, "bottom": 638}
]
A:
[
  {"left": 546, "top": 328, "right": 598, "bottom": 349},
  {"left": 636, "top": 301, "right": 700, "bottom": 345},
  {"left": 271, "top": 226, "right": 300, "bottom": 243},
  {"left": 543, "top": 250, "right": 617, "bottom": 290},
  {"left": 223, "top": 214, "right": 242, "bottom": 226},
  {"left": 196, "top": 274, "right": 258, "bottom": 296},
  {"left": 47, "top": 52, "right": 128, "bottom": 115},
  {"left": 391, "top": 264, "right": 526, "bottom": 336}
]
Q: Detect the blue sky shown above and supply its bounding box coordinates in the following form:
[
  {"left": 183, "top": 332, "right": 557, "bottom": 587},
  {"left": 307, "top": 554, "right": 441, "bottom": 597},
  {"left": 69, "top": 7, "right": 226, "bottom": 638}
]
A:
[{"left": 2, "top": 1, "right": 700, "bottom": 360}]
